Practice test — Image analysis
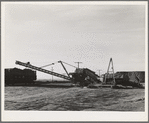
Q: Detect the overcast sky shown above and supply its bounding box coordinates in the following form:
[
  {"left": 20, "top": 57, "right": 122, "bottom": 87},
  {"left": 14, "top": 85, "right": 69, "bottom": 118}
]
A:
[{"left": 3, "top": 2, "right": 146, "bottom": 80}]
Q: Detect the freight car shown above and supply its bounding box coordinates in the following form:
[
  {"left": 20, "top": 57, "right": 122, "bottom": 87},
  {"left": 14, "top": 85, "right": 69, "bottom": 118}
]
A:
[{"left": 5, "top": 68, "right": 36, "bottom": 85}]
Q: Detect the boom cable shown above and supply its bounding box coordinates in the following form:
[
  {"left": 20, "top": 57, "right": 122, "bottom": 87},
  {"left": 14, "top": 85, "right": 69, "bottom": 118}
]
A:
[
  {"left": 40, "top": 61, "right": 58, "bottom": 68},
  {"left": 61, "top": 61, "right": 77, "bottom": 68}
]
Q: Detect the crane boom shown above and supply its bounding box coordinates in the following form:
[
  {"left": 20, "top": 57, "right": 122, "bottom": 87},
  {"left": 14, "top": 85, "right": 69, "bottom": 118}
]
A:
[
  {"left": 15, "top": 61, "right": 72, "bottom": 80},
  {"left": 58, "top": 61, "right": 70, "bottom": 78}
]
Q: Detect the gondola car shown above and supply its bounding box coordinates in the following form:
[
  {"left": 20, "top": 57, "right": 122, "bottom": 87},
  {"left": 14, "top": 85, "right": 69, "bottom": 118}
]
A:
[{"left": 5, "top": 68, "right": 36, "bottom": 85}]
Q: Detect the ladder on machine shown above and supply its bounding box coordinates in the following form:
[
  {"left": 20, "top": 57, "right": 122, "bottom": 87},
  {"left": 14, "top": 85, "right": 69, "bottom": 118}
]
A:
[{"left": 104, "top": 58, "right": 116, "bottom": 86}]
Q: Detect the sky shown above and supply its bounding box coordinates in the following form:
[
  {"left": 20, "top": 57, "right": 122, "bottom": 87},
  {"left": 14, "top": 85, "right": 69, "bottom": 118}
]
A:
[{"left": 2, "top": 2, "right": 146, "bottom": 80}]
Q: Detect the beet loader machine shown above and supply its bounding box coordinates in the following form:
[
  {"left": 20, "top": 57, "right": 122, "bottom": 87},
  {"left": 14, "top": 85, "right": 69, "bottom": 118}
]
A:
[
  {"left": 69, "top": 68, "right": 100, "bottom": 87},
  {"left": 15, "top": 60, "right": 100, "bottom": 87}
]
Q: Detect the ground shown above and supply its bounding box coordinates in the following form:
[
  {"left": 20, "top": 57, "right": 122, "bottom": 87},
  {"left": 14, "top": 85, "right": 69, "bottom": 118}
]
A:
[{"left": 5, "top": 82, "right": 145, "bottom": 111}]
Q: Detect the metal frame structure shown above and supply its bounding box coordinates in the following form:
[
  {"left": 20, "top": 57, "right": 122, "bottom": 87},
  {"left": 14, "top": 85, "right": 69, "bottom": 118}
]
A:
[{"left": 104, "top": 58, "right": 116, "bottom": 85}]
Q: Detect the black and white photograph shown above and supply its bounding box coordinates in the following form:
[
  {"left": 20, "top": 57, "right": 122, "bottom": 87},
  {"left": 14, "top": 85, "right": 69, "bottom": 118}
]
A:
[{"left": 1, "top": 1, "right": 148, "bottom": 121}]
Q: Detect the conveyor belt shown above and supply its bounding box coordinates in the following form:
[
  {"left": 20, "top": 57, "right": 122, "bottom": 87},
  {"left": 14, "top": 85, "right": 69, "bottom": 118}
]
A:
[{"left": 15, "top": 61, "right": 72, "bottom": 80}]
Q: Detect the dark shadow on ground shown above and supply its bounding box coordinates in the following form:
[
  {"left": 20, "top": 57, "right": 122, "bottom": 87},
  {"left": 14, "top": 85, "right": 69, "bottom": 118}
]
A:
[{"left": 5, "top": 82, "right": 74, "bottom": 88}]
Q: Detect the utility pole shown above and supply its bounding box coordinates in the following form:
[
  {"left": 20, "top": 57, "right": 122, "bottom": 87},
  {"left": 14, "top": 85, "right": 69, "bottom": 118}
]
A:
[
  {"left": 98, "top": 69, "right": 102, "bottom": 76},
  {"left": 51, "top": 67, "right": 54, "bottom": 82},
  {"left": 75, "top": 62, "right": 82, "bottom": 68}
]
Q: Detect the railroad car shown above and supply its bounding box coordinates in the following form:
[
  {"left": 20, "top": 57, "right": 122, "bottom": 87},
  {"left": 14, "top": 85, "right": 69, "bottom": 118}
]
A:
[{"left": 5, "top": 68, "right": 36, "bottom": 85}]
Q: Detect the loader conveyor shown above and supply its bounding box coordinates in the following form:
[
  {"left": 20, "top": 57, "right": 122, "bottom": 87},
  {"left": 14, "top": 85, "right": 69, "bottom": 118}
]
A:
[{"left": 15, "top": 61, "right": 72, "bottom": 81}]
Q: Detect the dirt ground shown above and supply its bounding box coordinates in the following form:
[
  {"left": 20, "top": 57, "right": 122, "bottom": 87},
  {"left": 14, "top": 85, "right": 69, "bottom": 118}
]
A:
[{"left": 5, "top": 82, "right": 145, "bottom": 111}]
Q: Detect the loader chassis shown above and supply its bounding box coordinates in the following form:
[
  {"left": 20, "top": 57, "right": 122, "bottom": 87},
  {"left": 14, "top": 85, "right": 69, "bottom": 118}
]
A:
[{"left": 70, "top": 68, "right": 100, "bottom": 86}]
